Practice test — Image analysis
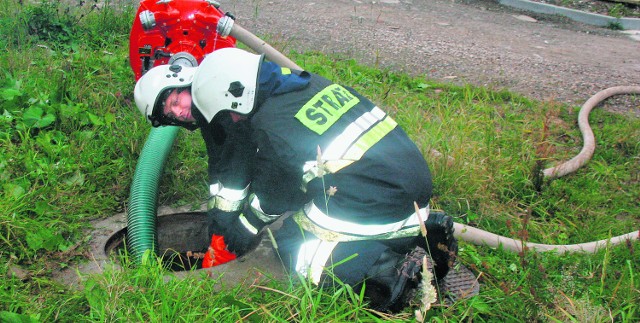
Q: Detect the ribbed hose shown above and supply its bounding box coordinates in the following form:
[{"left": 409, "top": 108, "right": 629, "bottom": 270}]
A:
[{"left": 126, "top": 126, "right": 180, "bottom": 263}]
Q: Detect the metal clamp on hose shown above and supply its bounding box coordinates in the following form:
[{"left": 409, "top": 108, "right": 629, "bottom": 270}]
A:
[
  {"left": 217, "top": 14, "right": 235, "bottom": 38},
  {"left": 168, "top": 52, "right": 198, "bottom": 67},
  {"left": 204, "top": 0, "right": 220, "bottom": 8}
]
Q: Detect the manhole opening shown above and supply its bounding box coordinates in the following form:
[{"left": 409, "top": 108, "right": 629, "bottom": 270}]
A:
[{"left": 104, "top": 212, "right": 211, "bottom": 271}]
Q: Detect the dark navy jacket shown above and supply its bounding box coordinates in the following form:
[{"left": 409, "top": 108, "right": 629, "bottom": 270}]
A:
[{"left": 199, "top": 62, "right": 432, "bottom": 227}]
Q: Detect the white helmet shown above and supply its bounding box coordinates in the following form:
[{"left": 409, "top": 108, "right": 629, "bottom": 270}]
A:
[
  {"left": 134, "top": 64, "right": 197, "bottom": 129},
  {"left": 191, "top": 48, "right": 264, "bottom": 123}
]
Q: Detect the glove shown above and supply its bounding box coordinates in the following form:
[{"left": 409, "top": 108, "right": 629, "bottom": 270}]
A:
[
  {"left": 207, "top": 210, "right": 263, "bottom": 256},
  {"left": 202, "top": 234, "right": 237, "bottom": 268}
]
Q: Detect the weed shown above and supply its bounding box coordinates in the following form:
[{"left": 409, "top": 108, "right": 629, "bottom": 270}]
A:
[
  {"left": 607, "top": 21, "right": 624, "bottom": 30},
  {"left": 609, "top": 3, "right": 630, "bottom": 18}
]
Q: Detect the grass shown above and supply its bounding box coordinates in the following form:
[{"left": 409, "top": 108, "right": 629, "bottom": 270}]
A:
[
  {"left": 540, "top": 0, "right": 640, "bottom": 18},
  {"left": 1, "top": 0, "right": 639, "bottom": 321}
]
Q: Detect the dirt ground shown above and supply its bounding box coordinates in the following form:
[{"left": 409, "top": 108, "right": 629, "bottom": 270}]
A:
[{"left": 223, "top": 0, "right": 640, "bottom": 116}]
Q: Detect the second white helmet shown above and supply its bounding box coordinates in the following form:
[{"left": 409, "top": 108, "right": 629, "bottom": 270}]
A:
[
  {"left": 192, "top": 48, "right": 264, "bottom": 122},
  {"left": 134, "top": 63, "right": 197, "bottom": 128}
]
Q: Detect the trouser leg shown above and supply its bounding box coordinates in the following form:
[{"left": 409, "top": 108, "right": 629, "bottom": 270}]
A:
[
  {"left": 273, "top": 216, "right": 428, "bottom": 312},
  {"left": 274, "top": 216, "right": 387, "bottom": 286}
]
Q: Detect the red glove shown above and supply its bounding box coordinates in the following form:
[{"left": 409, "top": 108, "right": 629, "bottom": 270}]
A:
[{"left": 202, "top": 234, "right": 237, "bottom": 268}]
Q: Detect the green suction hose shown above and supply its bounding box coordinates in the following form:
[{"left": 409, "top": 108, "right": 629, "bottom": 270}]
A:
[{"left": 126, "top": 126, "right": 180, "bottom": 263}]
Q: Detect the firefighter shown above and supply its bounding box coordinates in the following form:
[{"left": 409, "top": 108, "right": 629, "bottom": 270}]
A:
[{"left": 134, "top": 48, "right": 457, "bottom": 312}]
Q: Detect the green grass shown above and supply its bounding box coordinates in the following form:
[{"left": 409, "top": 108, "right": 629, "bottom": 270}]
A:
[{"left": 1, "top": 0, "right": 639, "bottom": 321}]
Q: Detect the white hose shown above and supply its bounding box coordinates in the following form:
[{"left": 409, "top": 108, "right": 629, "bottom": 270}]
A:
[
  {"left": 455, "top": 223, "right": 639, "bottom": 254},
  {"left": 228, "top": 22, "right": 302, "bottom": 71},
  {"left": 543, "top": 86, "right": 640, "bottom": 179},
  {"left": 456, "top": 85, "right": 640, "bottom": 253},
  {"left": 227, "top": 22, "right": 639, "bottom": 254}
]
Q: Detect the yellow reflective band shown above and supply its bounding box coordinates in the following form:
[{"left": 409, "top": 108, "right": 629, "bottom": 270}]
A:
[
  {"left": 281, "top": 67, "right": 291, "bottom": 75},
  {"left": 295, "top": 84, "right": 360, "bottom": 135},
  {"left": 208, "top": 182, "right": 250, "bottom": 212},
  {"left": 323, "top": 159, "right": 355, "bottom": 174},
  {"left": 343, "top": 116, "right": 396, "bottom": 161},
  {"left": 322, "top": 107, "right": 386, "bottom": 160},
  {"left": 249, "top": 194, "right": 280, "bottom": 223},
  {"left": 209, "top": 195, "right": 245, "bottom": 212},
  {"left": 299, "top": 107, "right": 397, "bottom": 188},
  {"left": 210, "top": 182, "right": 250, "bottom": 201},
  {"left": 302, "top": 201, "right": 424, "bottom": 236}
]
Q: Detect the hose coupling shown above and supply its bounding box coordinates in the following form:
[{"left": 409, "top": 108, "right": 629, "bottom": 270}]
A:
[
  {"left": 204, "top": 0, "right": 221, "bottom": 8},
  {"left": 169, "top": 52, "right": 199, "bottom": 67},
  {"left": 217, "top": 13, "right": 235, "bottom": 37},
  {"left": 139, "top": 10, "right": 156, "bottom": 31}
]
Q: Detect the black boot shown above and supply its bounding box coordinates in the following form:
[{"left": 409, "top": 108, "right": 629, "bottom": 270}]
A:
[
  {"left": 420, "top": 210, "right": 458, "bottom": 279},
  {"left": 360, "top": 247, "right": 427, "bottom": 312}
]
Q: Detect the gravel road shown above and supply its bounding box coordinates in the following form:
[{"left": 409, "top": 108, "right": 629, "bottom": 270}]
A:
[{"left": 223, "top": 0, "right": 640, "bottom": 115}]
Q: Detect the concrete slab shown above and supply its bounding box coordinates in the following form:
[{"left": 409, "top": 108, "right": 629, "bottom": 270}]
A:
[
  {"left": 499, "top": 0, "right": 640, "bottom": 30},
  {"left": 620, "top": 29, "right": 640, "bottom": 41}
]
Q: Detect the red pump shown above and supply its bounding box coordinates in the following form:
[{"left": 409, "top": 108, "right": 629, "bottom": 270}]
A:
[
  {"left": 129, "top": 0, "right": 237, "bottom": 80},
  {"left": 128, "top": 0, "right": 238, "bottom": 267}
]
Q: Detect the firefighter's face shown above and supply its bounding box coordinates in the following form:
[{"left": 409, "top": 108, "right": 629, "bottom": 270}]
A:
[{"left": 163, "top": 88, "right": 195, "bottom": 122}]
